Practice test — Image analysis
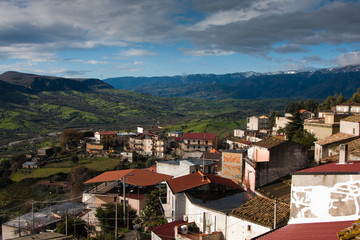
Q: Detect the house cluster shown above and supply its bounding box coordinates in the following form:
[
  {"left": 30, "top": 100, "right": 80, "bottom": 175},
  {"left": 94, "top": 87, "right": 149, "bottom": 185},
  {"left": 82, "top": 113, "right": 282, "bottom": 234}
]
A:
[
  {"left": 85, "top": 127, "right": 218, "bottom": 161},
  {"left": 77, "top": 134, "right": 309, "bottom": 239},
  {"left": 4, "top": 104, "right": 360, "bottom": 239},
  {"left": 22, "top": 147, "right": 55, "bottom": 169}
]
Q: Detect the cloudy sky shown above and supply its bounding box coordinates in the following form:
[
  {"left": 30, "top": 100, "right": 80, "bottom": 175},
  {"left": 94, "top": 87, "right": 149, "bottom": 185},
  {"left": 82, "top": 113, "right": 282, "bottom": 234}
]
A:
[{"left": 0, "top": 0, "right": 360, "bottom": 79}]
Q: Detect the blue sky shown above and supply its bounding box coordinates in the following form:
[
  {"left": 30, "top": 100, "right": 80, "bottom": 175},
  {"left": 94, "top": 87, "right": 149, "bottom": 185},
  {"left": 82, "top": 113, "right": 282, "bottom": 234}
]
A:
[{"left": 0, "top": 0, "right": 360, "bottom": 79}]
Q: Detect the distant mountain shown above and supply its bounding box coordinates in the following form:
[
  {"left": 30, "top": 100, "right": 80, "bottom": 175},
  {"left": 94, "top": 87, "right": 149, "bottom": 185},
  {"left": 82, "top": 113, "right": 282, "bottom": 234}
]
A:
[
  {"left": 0, "top": 71, "right": 112, "bottom": 92},
  {"left": 0, "top": 71, "right": 294, "bottom": 145},
  {"left": 104, "top": 65, "right": 360, "bottom": 99}
]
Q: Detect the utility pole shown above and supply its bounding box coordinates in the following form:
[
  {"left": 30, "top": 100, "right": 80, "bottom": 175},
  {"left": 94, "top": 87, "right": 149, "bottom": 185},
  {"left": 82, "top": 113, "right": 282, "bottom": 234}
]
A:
[
  {"left": 74, "top": 218, "right": 76, "bottom": 239},
  {"left": 32, "top": 200, "right": 35, "bottom": 234},
  {"left": 123, "top": 176, "right": 126, "bottom": 228},
  {"left": 115, "top": 196, "right": 118, "bottom": 239},
  {"left": 65, "top": 214, "right": 68, "bottom": 237},
  {"left": 273, "top": 198, "right": 277, "bottom": 229}
]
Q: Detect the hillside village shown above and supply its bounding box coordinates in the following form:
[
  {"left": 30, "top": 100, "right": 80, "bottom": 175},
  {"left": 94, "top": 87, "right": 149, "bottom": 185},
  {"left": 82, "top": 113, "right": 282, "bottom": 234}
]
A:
[{"left": 3, "top": 102, "right": 360, "bottom": 240}]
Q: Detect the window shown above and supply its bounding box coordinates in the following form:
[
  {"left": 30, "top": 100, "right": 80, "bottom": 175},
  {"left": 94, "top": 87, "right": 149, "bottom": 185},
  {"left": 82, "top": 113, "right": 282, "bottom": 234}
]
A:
[
  {"left": 247, "top": 225, "right": 251, "bottom": 231},
  {"left": 353, "top": 128, "right": 356, "bottom": 134}
]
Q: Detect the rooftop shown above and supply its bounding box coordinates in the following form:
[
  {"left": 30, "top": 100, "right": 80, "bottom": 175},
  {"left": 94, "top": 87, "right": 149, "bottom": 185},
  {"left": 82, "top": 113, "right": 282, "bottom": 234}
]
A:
[
  {"left": 254, "top": 137, "right": 286, "bottom": 149},
  {"left": 294, "top": 161, "right": 360, "bottom": 174},
  {"left": 230, "top": 196, "right": 289, "bottom": 228},
  {"left": 157, "top": 159, "right": 216, "bottom": 167},
  {"left": 4, "top": 202, "right": 84, "bottom": 229},
  {"left": 96, "top": 131, "right": 117, "bottom": 135},
  {"left": 183, "top": 132, "right": 217, "bottom": 140},
  {"left": 341, "top": 114, "right": 360, "bottom": 123},
  {"left": 10, "top": 232, "right": 67, "bottom": 240},
  {"left": 167, "top": 171, "right": 242, "bottom": 193},
  {"left": 84, "top": 169, "right": 173, "bottom": 186},
  {"left": 254, "top": 221, "right": 355, "bottom": 240},
  {"left": 201, "top": 152, "right": 222, "bottom": 160},
  {"left": 188, "top": 191, "right": 249, "bottom": 213},
  {"left": 316, "top": 132, "right": 357, "bottom": 146},
  {"left": 150, "top": 220, "right": 187, "bottom": 240}
]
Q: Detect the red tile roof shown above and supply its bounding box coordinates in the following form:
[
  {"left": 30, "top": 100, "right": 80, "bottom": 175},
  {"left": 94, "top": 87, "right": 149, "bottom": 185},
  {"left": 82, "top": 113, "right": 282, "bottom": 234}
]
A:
[
  {"left": 254, "top": 137, "right": 286, "bottom": 149},
  {"left": 96, "top": 131, "right": 117, "bottom": 135},
  {"left": 183, "top": 132, "right": 217, "bottom": 140},
  {"left": 167, "top": 171, "right": 242, "bottom": 193},
  {"left": 84, "top": 169, "right": 173, "bottom": 186},
  {"left": 294, "top": 161, "right": 360, "bottom": 174},
  {"left": 342, "top": 114, "right": 360, "bottom": 123},
  {"left": 316, "top": 132, "right": 357, "bottom": 146},
  {"left": 255, "top": 221, "right": 355, "bottom": 240},
  {"left": 230, "top": 196, "right": 289, "bottom": 228},
  {"left": 149, "top": 220, "right": 187, "bottom": 240}
]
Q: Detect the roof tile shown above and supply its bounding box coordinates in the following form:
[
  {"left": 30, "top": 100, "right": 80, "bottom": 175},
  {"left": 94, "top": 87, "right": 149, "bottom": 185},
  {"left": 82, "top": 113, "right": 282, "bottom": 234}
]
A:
[
  {"left": 230, "top": 196, "right": 289, "bottom": 228},
  {"left": 183, "top": 132, "right": 217, "bottom": 140},
  {"left": 254, "top": 137, "right": 286, "bottom": 149},
  {"left": 255, "top": 221, "right": 355, "bottom": 240},
  {"left": 295, "top": 161, "right": 360, "bottom": 174},
  {"left": 167, "top": 171, "right": 241, "bottom": 193},
  {"left": 341, "top": 114, "right": 360, "bottom": 123},
  {"left": 316, "top": 132, "right": 357, "bottom": 146},
  {"left": 84, "top": 169, "right": 172, "bottom": 186}
]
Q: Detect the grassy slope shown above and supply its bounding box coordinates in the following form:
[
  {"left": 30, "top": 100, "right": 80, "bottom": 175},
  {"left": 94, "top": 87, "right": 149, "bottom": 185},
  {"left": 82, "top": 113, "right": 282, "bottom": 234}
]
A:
[
  {"left": 10, "top": 157, "right": 121, "bottom": 182},
  {"left": 0, "top": 86, "right": 302, "bottom": 145}
]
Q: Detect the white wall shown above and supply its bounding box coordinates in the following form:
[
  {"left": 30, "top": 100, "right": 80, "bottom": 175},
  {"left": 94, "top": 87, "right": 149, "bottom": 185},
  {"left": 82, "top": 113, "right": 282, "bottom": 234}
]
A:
[
  {"left": 290, "top": 174, "right": 360, "bottom": 224},
  {"left": 184, "top": 196, "right": 270, "bottom": 240},
  {"left": 227, "top": 216, "right": 270, "bottom": 240},
  {"left": 340, "top": 121, "right": 360, "bottom": 136}
]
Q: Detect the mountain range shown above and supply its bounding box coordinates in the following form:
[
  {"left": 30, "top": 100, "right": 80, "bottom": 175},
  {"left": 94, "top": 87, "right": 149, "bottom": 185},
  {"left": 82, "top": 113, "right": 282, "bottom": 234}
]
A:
[
  {"left": 104, "top": 65, "right": 360, "bottom": 99},
  {"left": 0, "top": 71, "right": 292, "bottom": 145}
]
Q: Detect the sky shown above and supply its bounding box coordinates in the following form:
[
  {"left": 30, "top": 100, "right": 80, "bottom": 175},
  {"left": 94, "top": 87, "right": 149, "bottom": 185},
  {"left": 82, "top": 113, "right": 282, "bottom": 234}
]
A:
[{"left": 0, "top": 0, "right": 360, "bottom": 79}]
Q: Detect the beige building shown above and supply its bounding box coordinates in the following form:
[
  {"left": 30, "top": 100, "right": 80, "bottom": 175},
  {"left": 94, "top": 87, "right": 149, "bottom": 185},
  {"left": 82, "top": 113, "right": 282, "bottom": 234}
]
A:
[
  {"left": 247, "top": 115, "right": 269, "bottom": 132},
  {"left": 303, "top": 112, "right": 350, "bottom": 140},
  {"left": 314, "top": 114, "right": 360, "bottom": 163},
  {"left": 272, "top": 116, "right": 291, "bottom": 135}
]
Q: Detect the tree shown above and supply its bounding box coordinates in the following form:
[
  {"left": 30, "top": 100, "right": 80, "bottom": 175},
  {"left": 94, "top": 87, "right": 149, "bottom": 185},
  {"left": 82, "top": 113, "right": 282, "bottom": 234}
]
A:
[
  {"left": 60, "top": 129, "right": 81, "bottom": 149},
  {"left": 268, "top": 111, "right": 282, "bottom": 129},
  {"left": 95, "top": 203, "right": 137, "bottom": 233},
  {"left": 69, "top": 166, "right": 96, "bottom": 200},
  {"left": 56, "top": 217, "right": 87, "bottom": 239},
  {"left": 292, "top": 130, "right": 317, "bottom": 148},
  {"left": 285, "top": 111, "right": 303, "bottom": 141},
  {"left": 349, "top": 88, "right": 360, "bottom": 103},
  {"left": 134, "top": 189, "right": 167, "bottom": 231},
  {"left": 285, "top": 102, "right": 303, "bottom": 115},
  {"left": 71, "top": 156, "right": 79, "bottom": 164},
  {"left": 318, "top": 92, "right": 346, "bottom": 111}
]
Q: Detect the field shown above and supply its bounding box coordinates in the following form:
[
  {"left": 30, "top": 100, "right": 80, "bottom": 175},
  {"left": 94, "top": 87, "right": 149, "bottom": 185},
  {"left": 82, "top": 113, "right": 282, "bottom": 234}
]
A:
[{"left": 10, "top": 157, "right": 121, "bottom": 182}]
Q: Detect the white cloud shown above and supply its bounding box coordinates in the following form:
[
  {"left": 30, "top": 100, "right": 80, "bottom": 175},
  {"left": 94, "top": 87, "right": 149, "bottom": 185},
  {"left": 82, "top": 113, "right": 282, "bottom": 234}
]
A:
[
  {"left": 71, "top": 59, "right": 108, "bottom": 64},
  {"left": 337, "top": 51, "right": 360, "bottom": 66},
  {"left": 118, "top": 48, "right": 157, "bottom": 57},
  {"left": 181, "top": 48, "right": 235, "bottom": 56}
]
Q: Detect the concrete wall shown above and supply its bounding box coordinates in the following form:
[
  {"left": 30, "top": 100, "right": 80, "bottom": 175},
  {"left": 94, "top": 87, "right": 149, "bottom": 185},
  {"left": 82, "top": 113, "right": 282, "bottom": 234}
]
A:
[
  {"left": 304, "top": 123, "right": 338, "bottom": 140},
  {"left": 340, "top": 120, "right": 360, "bottom": 136},
  {"left": 247, "top": 117, "right": 259, "bottom": 131},
  {"left": 184, "top": 196, "right": 270, "bottom": 240},
  {"left": 2, "top": 224, "right": 30, "bottom": 240},
  {"left": 227, "top": 216, "right": 270, "bottom": 240},
  {"left": 157, "top": 162, "right": 191, "bottom": 178},
  {"left": 253, "top": 147, "right": 270, "bottom": 162},
  {"left": 290, "top": 174, "right": 360, "bottom": 223},
  {"left": 243, "top": 162, "right": 256, "bottom": 193},
  {"left": 255, "top": 141, "right": 307, "bottom": 187},
  {"left": 221, "top": 151, "right": 244, "bottom": 183},
  {"left": 184, "top": 196, "right": 227, "bottom": 235}
]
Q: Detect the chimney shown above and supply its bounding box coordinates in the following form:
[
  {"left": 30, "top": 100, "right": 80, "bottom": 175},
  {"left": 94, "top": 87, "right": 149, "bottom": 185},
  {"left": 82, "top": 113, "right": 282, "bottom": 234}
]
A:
[{"left": 339, "top": 144, "right": 348, "bottom": 164}]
